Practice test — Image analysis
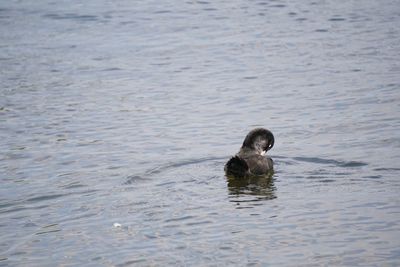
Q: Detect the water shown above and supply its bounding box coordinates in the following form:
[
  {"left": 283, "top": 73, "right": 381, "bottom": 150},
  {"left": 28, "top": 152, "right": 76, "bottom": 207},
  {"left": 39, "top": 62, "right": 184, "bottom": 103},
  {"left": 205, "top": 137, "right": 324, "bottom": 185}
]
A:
[{"left": 1, "top": 0, "right": 400, "bottom": 265}]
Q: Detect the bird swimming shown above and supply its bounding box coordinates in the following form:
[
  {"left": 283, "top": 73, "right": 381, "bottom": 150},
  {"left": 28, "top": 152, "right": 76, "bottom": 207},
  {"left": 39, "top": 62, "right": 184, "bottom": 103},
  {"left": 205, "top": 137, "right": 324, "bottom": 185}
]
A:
[{"left": 225, "top": 128, "right": 274, "bottom": 177}]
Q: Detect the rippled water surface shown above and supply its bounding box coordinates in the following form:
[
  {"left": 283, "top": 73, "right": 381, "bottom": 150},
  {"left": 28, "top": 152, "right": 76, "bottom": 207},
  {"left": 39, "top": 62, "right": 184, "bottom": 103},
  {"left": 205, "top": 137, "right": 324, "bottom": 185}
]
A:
[{"left": 1, "top": 0, "right": 400, "bottom": 266}]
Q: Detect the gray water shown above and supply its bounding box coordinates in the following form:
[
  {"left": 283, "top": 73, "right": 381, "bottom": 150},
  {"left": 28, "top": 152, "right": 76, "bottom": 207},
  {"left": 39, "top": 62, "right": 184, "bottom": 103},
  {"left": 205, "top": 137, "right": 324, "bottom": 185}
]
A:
[{"left": 1, "top": 0, "right": 400, "bottom": 266}]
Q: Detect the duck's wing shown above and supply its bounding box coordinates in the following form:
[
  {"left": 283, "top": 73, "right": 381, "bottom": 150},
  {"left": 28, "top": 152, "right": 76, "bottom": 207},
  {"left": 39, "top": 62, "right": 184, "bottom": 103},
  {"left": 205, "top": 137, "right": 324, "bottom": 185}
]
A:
[{"left": 224, "top": 156, "right": 249, "bottom": 178}]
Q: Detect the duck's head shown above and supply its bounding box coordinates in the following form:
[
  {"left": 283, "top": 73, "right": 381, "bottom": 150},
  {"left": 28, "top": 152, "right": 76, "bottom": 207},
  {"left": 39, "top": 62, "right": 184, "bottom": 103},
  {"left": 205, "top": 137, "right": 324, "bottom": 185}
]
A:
[{"left": 241, "top": 128, "right": 274, "bottom": 156}]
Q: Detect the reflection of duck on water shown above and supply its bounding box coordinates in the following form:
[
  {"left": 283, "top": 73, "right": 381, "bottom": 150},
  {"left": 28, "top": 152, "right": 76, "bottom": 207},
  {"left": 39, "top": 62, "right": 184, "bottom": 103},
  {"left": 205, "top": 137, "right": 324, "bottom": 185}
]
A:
[
  {"left": 226, "top": 172, "right": 276, "bottom": 199},
  {"left": 225, "top": 128, "right": 275, "bottom": 178}
]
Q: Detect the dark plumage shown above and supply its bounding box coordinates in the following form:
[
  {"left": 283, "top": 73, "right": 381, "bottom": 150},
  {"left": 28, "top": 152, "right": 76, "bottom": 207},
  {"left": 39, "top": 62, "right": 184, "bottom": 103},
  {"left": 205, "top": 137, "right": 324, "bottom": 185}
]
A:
[{"left": 225, "top": 128, "right": 274, "bottom": 177}]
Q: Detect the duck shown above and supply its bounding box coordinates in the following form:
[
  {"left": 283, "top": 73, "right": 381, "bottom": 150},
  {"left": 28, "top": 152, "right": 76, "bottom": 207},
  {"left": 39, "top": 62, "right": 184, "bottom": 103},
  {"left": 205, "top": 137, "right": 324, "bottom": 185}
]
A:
[{"left": 225, "top": 128, "right": 274, "bottom": 177}]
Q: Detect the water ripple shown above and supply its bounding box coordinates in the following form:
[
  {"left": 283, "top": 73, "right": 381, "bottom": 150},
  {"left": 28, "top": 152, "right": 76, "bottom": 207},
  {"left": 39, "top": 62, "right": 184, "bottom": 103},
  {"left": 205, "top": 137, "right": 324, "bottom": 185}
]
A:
[{"left": 292, "top": 156, "right": 367, "bottom": 167}]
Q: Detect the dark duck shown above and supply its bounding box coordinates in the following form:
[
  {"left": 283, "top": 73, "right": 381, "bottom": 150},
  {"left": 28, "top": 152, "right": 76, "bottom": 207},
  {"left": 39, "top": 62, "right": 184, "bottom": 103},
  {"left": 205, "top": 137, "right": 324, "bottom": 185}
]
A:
[{"left": 225, "top": 128, "right": 275, "bottom": 177}]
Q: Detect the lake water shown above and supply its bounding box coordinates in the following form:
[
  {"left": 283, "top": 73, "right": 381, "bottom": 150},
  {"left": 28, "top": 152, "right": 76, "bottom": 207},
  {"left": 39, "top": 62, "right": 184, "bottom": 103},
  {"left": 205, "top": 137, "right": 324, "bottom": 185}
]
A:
[{"left": 1, "top": 0, "right": 400, "bottom": 266}]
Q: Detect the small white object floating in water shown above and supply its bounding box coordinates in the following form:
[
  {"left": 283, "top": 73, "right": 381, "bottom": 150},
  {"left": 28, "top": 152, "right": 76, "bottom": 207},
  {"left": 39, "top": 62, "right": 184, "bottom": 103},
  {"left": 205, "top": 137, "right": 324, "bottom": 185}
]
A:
[{"left": 113, "top": 223, "right": 122, "bottom": 228}]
